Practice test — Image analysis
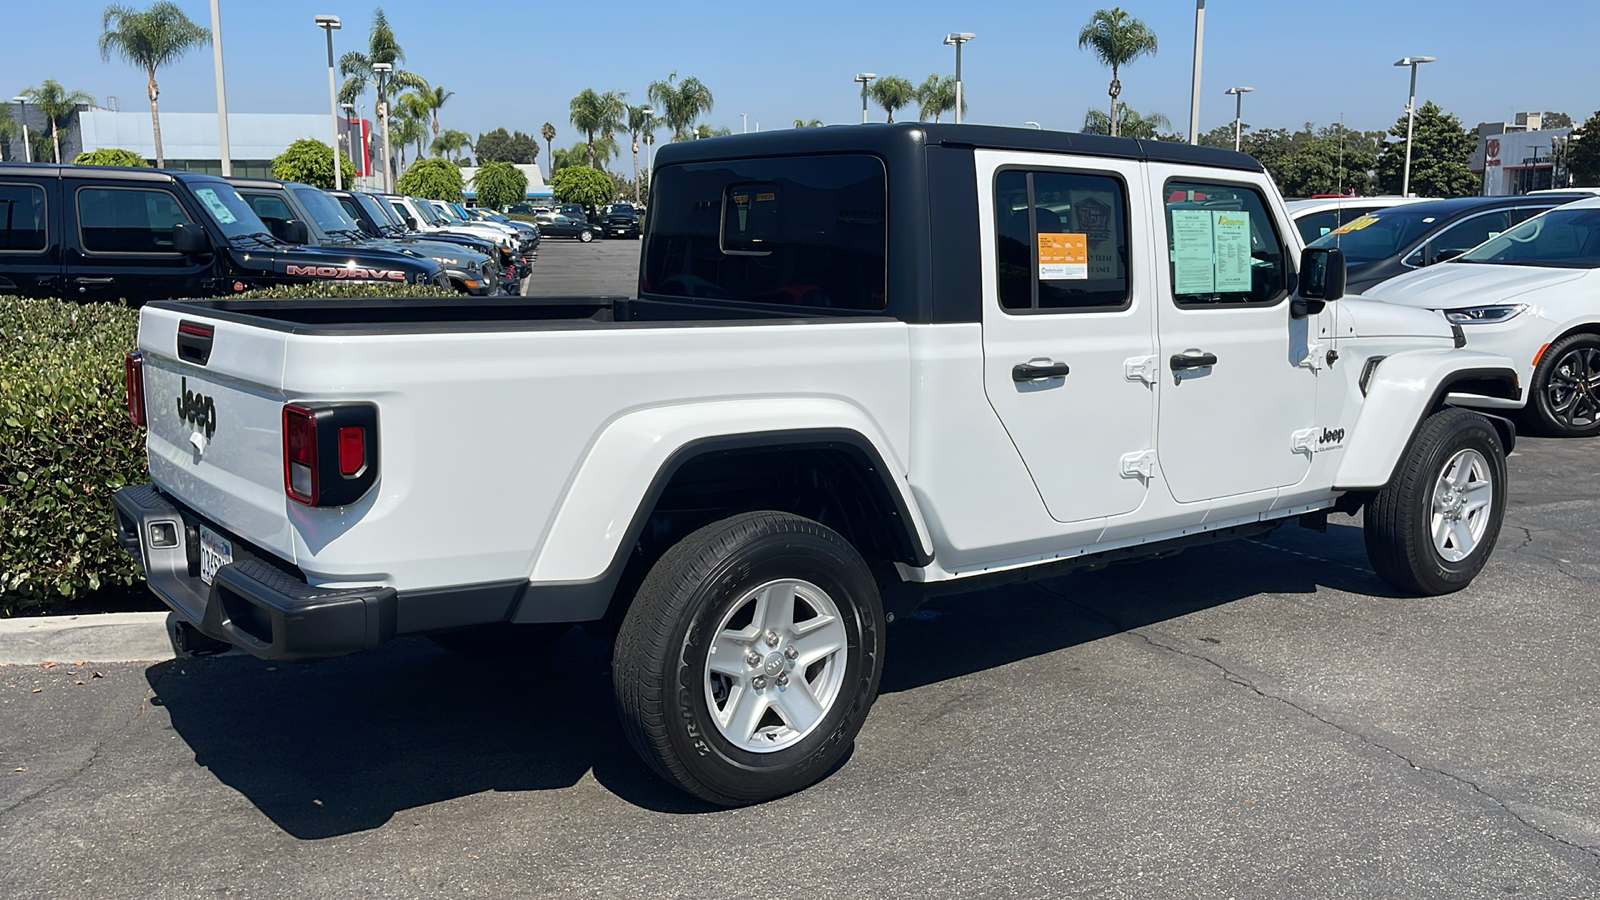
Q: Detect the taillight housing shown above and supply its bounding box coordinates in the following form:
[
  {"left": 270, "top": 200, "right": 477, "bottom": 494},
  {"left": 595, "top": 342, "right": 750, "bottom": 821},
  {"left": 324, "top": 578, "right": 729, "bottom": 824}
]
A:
[
  {"left": 282, "top": 403, "right": 380, "bottom": 507},
  {"left": 124, "top": 351, "right": 146, "bottom": 426}
]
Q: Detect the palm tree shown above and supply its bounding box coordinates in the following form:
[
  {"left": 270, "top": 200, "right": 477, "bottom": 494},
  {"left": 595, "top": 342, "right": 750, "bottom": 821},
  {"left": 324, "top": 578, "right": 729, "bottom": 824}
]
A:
[
  {"left": 338, "top": 8, "right": 429, "bottom": 180},
  {"left": 540, "top": 122, "right": 556, "bottom": 174},
  {"left": 396, "top": 90, "right": 432, "bottom": 159},
  {"left": 915, "top": 74, "right": 965, "bottom": 124},
  {"left": 420, "top": 85, "right": 453, "bottom": 137},
  {"left": 793, "top": 118, "right": 823, "bottom": 128},
  {"left": 647, "top": 73, "right": 714, "bottom": 141},
  {"left": 624, "top": 105, "right": 656, "bottom": 200},
  {"left": 569, "top": 88, "right": 626, "bottom": 169},
  {"left": 390, "top": 111, "right": 425, "bottom": 172},
  {"left": 431, "top": 128, "right": 471, "bottom": 162},
  {"left": 98, "top": 2, "right": 210, "bottom": 168},
  {"left": 22, "top": 80, "right": 96, "bottom": 163},
  {"left": 1082, "top": 106, "right": 1170, "bottom": 139},
  {"left": 693, "top": 124, "right": 732, "bottom": 140},
  {"left": 868, "top": 76, "right": 916, "bottom": 124},
  {"left": 1077, "top": 7, "right": 1158, "bottom": 138},
  {"left": 0, "top": 105, "right": 15, "bottom": 161}
]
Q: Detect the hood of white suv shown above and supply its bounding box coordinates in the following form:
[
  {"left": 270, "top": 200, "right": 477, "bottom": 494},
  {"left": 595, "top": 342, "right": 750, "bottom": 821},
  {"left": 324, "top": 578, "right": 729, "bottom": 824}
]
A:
[{"left": 1363, "top": 263, "right": 1590, "bottom": 309}]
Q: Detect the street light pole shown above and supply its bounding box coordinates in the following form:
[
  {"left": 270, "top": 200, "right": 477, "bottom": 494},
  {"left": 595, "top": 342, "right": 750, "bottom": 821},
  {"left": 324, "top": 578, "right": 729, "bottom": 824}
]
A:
[
  {"left": 341, "top": 101, "right": 356, "bottom": 187},
  {"left": 315, "top": 15, "right": 343, "bottom": 189},
  {"left": 209, "top": 0, "right": 231, "bottom": 175},
  {"left": 944, "top": 33, "right": 974, "bottom": 125},
  {"left": 373, "top": 62, "right": 392, "bottom": 193},
  {"left": 854, "top": 73, "right": 876, "bottom": 124},
  {"left": 740, "top": 112, "right": 747, "bottom": 134},
  {"left": 1188, "top": 1, "right": 1205, "bottom": 143},
  {"left": 1394, "top": 56, "right": 1436, "bottom": 197},
  {"left": 11, "top": 97, "right": 30, "bottom": 163},
  {"left": 1225, "top": 86, "right": 1253, "bottom": 152}
]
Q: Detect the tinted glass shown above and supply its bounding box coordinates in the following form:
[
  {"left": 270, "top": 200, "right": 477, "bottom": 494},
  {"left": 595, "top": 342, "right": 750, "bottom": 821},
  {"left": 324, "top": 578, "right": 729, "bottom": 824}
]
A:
[
  {"left": 995, "top": 168, "right": 1131, "bottom": 312},
  {"left": 1310, "top": 207, "right": 1448, "bottom": 261},
  {"left": 239, "top": 192, "right": 297, "bottom": 241},
  {"left": 1429, "top": 211, "right": 1510, "bottom": 259},
  {"left": 1458, "top": 206, "right": 1600, "bottom": 268},
  {"left": 189, "top": 183, "right": 266, "bottom": 240},
  {"left": 1295, "top": 210, "right": 1338, "bottom": 243},
  {"left": 0, "top": 183, "right": 47, "bottom": 252},
  {"left": 1163, "top": 181, "right": 1287, "bottom": 307},
  {"left": 291, "top": 186, "right": 361, "bottom": 234},
  {"left": 644, "top": 154, "right": 887, "bottom": 310},
  {"left": 77, "top": 187, "right": 191, "bottom": 254}
]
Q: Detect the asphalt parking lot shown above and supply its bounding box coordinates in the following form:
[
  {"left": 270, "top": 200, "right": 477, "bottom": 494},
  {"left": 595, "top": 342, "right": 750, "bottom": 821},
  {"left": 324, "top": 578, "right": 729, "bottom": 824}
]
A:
[
  {"left": 5, "top": 245, "right": 1600, "bottom": 898},
  {"left": 521, "top": 233, "right": 641, "bottom": 298}
]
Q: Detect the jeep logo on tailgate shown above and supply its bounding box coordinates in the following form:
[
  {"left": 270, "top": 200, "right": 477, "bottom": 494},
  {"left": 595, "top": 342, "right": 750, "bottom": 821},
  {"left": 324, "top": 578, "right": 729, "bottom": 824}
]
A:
[
  {"left": 284, "top": 264, "right": 406, "bottom": 281},
  {"left": 177, "top": 377, "right": 217, "bottom": 439}
]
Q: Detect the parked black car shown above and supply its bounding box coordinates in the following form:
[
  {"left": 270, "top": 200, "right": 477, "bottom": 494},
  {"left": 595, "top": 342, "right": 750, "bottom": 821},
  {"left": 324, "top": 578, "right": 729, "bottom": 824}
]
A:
[
  {"left": 597, "top": 202, "right": 641, "bottom": 239},
  {"left": 1308, "top": 192, "right": 1595, "bottom": 293},
  {"left": 534, "top": 212, "right": 599, "bottom": 242},
  {"left": 0, "top": 163, "right": 443, "bottom": 303}
]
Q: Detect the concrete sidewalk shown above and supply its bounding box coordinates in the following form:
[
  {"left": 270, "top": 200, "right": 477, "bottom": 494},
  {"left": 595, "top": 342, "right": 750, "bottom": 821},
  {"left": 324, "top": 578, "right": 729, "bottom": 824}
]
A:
[{"left": 0, "top": 611, "right": 172, "bottom": 665}]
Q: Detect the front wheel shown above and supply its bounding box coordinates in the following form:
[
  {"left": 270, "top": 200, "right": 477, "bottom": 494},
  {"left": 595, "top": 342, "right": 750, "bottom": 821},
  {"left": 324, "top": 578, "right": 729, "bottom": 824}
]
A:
[
  {"left": 613, "top": 512, "right": 885, "bottom": 806},
  {"left": 1528, "top": 333, "right": 1600, "bottom": 438},
  {"left": 578, "top": 229, "right": 594, "bottom": 243},
  {"left": 1364, "top": 408, "right": 1507, "bottom": 595}
]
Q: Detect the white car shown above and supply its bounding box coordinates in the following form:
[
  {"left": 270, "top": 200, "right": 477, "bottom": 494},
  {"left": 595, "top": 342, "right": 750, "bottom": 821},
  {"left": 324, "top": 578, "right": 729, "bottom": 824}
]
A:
[
  {"left": 1284, "top": 196, "right": 1429, "bottom": 245},
  {"left": 1364, "top": 197, "right": 1600, "bottom": 437}
]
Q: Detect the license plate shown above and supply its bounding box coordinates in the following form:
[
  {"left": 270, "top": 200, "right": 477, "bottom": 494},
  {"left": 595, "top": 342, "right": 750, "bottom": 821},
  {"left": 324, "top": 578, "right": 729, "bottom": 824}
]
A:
[{"left": 198, "top": 525, "right": 233, "bottom": 586}]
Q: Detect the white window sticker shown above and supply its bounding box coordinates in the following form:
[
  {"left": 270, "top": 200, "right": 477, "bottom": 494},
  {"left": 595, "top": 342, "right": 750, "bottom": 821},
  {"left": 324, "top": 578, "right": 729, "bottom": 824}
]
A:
[
  {"left": 1170, "top": 209, "right": 1216, "bottom": 294},
  {"left": 195, "top": 188, "right": 237, "bottom": 224},
  {"left": 1211, "top": 212, "right": 1252, "bottom": 293}
]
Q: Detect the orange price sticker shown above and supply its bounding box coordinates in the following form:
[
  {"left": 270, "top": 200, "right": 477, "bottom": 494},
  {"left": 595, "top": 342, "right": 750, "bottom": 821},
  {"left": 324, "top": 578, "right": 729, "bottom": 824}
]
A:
[{"left": 1038, "top": 233, "right": 1088, "bottom": 280}]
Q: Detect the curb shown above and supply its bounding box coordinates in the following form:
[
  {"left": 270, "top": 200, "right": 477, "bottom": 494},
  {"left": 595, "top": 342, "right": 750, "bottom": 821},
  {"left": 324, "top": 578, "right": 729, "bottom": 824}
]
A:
[{"left": 0, "top": 611, "right": 174, "bottom": 665}]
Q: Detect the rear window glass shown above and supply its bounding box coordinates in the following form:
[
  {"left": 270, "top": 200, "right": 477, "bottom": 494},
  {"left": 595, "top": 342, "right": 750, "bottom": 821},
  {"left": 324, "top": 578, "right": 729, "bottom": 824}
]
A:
[
  {"left": 0, "top": 183, "right": 47, "bottom": 252},
  {"left": 77, "top": 186, "right": 191, "bottom": 254},
  {"left": 643, "top": 154, "right": 887, "bottom": 310}
]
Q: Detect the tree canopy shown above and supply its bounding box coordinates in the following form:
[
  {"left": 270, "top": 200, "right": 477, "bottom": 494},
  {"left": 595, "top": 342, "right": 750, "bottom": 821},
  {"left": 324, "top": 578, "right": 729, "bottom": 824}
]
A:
[
  {"left": 915, "top": 74, "right": 964, "bottom": 123},
  {"left": 570, "top": 88, "right": 627, "bottom": 169},
  {"left": 74, "top": 147, "right": 150, "bottom": 167},
  {"left": 550, "top": 165, "right": 614, "bottom": 208},
  {"left": 647, "top": 73, "right": 714, "bottom": 141},
  {"left": 99, "top": 2, "right": 210, "bottom": 168},
  {"left": 21, "top": 79, "right": 95, "bottom": 163},
  {"left": 396, "top": 156, "right": 465, "bottom": 200},
  {"left": 1568, "top": 110, "right": 1600, "bottom": 187},
  {"left": 1077, "top": 7, "right": 1157, "bottom": 137},
  {"left": 475, "top": 127, "right": 539, "bottom": 164},
  {"left": 1082, "top": 105, "right": 1169, "bottom": 139},
  {"left": 472, "top": 161, "right": 528, "bottom": 210},
  {"left": 1375, "top": 101, "right": 1477, "bottom": 197},
  {"left": 869, "top": 76, "right": 916, "bottom": 123},
  {"left": 270, "top": 138, "right": 355, "bottom": 189}
]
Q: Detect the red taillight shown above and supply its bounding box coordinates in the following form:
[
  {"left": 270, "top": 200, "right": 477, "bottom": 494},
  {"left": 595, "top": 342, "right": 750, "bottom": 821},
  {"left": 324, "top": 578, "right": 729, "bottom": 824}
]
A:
[
  {"left": 283, "top": 405, "right": 318, "bottom": 505},
  {"left": 124, "top": 351, "right": 146, "bottom": 426},
  {"left": 338, "top": 426, "right": 365, "bottom": 476}
]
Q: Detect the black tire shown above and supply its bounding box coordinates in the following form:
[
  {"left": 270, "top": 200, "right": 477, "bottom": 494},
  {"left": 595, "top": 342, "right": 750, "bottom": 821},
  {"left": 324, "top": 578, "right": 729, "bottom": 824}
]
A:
[
  {"left": 578, "top": 230, "right": 594, "bottom": 243},
  {"left": 1364, "top": 408, "right": 1507, "bottom": 595},
  {"left": 613, "top": 511, "right": 885, "bottom": 806},
  {"left": 428, "top": 622, "right": 571, "bottom": 656},
  {"left": 1526, "top": 333, "right": 1600, "bottom": 438}
]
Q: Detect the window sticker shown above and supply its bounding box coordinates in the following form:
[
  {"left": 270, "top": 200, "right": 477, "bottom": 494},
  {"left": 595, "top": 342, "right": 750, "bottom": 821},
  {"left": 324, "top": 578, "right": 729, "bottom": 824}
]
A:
[
  {"left": 194, "top": 188, "right": 237, "bottom": 224},
  {"left": 1212, "top": 212, "right": 1252, "bottom": 292},
  {"left": 1171, "top": 208, "right": 1216, "bottom": 294},
  {"left": 1331, "top": 213, "right": 1378, "bottom": 235},
  {"left": 1037, "top": 232, "right": 1088, "bottom": 280}
]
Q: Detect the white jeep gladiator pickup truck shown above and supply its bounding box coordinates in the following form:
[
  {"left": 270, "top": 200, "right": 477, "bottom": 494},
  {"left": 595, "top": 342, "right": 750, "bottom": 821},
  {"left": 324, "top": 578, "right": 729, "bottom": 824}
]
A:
[{"left": 116, "top": 124, "right": 1522, "bottom": 805}]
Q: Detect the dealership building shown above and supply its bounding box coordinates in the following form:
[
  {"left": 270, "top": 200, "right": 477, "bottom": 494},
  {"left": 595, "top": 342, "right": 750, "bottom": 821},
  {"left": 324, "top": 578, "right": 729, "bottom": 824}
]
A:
[{"left": 1469, "top": 112, "right": 1575, "bottom": 196}]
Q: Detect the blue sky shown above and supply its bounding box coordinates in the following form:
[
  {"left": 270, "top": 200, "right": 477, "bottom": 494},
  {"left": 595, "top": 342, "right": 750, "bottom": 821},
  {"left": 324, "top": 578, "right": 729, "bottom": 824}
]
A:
[{"left": 6, "top": 0, "right": 1598, "bottom": 145}]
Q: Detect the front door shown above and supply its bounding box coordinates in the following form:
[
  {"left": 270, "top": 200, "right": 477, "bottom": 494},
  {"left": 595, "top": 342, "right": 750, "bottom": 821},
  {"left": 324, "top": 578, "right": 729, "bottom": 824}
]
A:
[
  {"left": 978, "top": 151, "right": 1157, "bottom": 524},
  {"left": 1148, "top": 170, "right": 1320, "bottom": 505},
  {"left": 63, "top": 179, "right": 212, "bottom": 303}
]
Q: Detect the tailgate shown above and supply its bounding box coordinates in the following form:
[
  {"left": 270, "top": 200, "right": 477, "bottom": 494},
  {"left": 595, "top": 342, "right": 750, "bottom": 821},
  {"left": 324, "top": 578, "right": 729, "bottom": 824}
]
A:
[{"left": 138, "top": 306, "right": 297, "bottom": 564}]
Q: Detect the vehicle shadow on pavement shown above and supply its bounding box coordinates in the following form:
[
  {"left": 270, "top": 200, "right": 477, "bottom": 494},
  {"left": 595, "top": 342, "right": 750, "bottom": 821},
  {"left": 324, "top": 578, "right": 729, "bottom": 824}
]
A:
[{"left": 145, "top": 522, "right": 1392, "bottom": 833}]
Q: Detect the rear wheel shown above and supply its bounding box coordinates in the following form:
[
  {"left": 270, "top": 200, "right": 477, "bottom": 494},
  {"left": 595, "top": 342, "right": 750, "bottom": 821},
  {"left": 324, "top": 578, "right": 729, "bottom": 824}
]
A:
[
  {"left": 1364, "top": 408, "right": 1507, "bottom": 595},
  {"left": 578, "top": 229, "right": 594, "bottom": 243},
  {"left": 1528, "top": 333, "right": 1600, "bottom": 438},
  {"left": 613, "top": 511, "right": 885, "bottom": 806}
]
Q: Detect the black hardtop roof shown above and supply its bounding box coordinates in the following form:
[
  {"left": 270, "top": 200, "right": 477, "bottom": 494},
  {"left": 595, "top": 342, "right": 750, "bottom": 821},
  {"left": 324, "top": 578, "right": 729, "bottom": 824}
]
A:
[
  {"left": 0, "top": 161, "right": 233, "bottom": 185},
  {"left": 652, "top": 122, "right": 1263, "bottom": 173}
]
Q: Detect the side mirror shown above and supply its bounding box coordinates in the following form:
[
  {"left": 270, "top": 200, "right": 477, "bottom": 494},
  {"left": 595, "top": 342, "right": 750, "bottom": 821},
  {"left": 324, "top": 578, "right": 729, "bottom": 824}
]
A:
[
  {"left": 405, "top": 216, "right": 418, "bottom": 230},
  {"left": 1295, "top": 246, "right": 1345, "bottom": 316},
  {"left": 172, "top": 222, "right": 211, "bottom": 255},
  {"left": 282, "top": 220, "right": 310, "bottom": 245},
  {"left": 1435, "top": 248, "right": 1466, "bottom": 263}
]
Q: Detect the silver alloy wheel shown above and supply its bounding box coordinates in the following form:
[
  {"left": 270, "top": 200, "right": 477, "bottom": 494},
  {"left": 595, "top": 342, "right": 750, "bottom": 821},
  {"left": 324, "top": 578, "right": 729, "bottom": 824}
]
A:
[
  {"left": 702, "top": 578, "right": 848, "bottom": 753},
  {"left": 1546, "top": 347, "right": 1600, "bottom": 429},
  {"left": 1430, "top": 448, "right": 1494, "bottom": 562}
]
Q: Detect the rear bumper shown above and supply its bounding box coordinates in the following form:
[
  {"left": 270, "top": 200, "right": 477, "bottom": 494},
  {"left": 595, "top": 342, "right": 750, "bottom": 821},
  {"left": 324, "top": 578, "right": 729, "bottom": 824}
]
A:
[{"left": 114, "top": 484, "right": 399, "bottom": 660}]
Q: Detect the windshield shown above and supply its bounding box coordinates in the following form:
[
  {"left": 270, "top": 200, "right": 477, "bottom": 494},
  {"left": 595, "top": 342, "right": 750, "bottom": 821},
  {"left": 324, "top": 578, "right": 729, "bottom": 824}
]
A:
[
  {"left": 190, "top": 183, "right": 272, "bottom": 241},
  {"left": 1457, "top": 206, "right": 1600, "bottom": 268},
  {"left": 1308, "top": 207, "right": 1446, "bottom": 262},
  {"left": 291, "top": 187, "right": 362, "bottom": 235},
  {"left": 356, "top": 192, "right": 401, "bottom": 227},
  {"left": 408, "top": 199, "right": 446, "bottom": 226},
  {"left": 608, "top": 203, "right": 635, "bottom": 216}
]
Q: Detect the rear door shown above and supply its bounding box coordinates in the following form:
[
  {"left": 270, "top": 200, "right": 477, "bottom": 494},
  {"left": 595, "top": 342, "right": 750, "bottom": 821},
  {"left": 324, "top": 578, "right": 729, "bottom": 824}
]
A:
[
  {"left": 63, "top": 176, "right": 214, "bottom": 302},
  {"left": 0, "top": 176, "right": 60, "bottom": 297},
  {"left": 976, "top": 150, "right": 1157, "bottom": 524}
]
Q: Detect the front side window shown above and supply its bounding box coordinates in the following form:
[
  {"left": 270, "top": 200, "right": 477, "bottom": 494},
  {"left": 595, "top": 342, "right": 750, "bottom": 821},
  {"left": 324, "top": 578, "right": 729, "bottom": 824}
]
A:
[
  {"left": 644, "top": 154, "right": 886, "bottom": 310},
  {"left": 1163, "top": 180, "right": 1288, "bottom": 307},
  {"left": 77, "top": 186, "right": 192, "bottom": 254},
  {"left": 1458, "top": 206, "right": 1600, "bottom": 269},
  {"left": 995, "top": 168, "right": 1131, "bottom": 312},
  {"left": 0, "top": 183, "right": 47, "bottom": 252},
  {"left": 239, "top": 192, "right": 298, "bottom": 241},
  {"left": 1412, "top": 211, "right": 1511, "bottom": 264},
  {"left": 1295, "top": 210, "right": 1338, "bottom": 244}
]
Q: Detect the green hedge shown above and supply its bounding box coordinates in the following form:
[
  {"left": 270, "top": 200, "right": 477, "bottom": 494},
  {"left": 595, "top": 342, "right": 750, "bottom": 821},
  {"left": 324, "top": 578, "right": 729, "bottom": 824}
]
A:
[
  {"left": 1, "top": 283, "right": 463, "bottom": 615},
  {"left": 1, "top": 297, "right": 144, "bottom": 614}
]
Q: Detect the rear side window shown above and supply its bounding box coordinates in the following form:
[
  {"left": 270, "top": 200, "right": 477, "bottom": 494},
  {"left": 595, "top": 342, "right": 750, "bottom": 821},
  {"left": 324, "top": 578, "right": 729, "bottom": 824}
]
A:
[
  {"left": 1295, "top": 210, "right": 1338, "bottom": 243},
  {"left": 1162, "top": 180, "right": 1288, "bottom": 307},
  {"left": 644, "top": 154, "right": 887, "bottom": 310},
  {"left": 77, "top": 186, "right": 191, "bottom": 254},
  {"left": 994, "top": 168, "right": 1131, "bottom": 312},
  {"left": 240, "top": 193, "right": 297, "bottom": 241},
  {"left": 0, "top": 183, "right": 47, "bottom": 252}
]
